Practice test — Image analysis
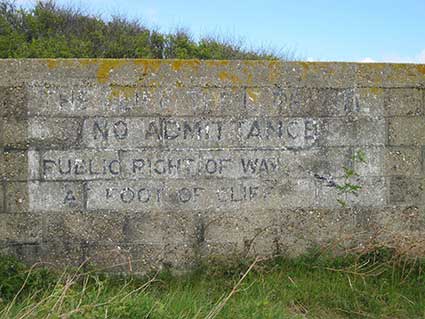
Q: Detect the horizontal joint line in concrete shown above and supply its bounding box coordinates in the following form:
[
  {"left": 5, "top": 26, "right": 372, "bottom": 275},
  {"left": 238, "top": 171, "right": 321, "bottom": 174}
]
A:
[
  {"left": 24, "top": 82, "right": 425, "bottom": 89},
  {"left": 37, "top": 176, "right": 384, "bottom": 182},
  {"left": 26, "top": 115, "right": 388, "bottom": 120},
  {"left": 37, "top": 146, "right": 348, "bottom": 152},
  {"left": 36, "top": 176, "right": 316, "bottom": 182}
]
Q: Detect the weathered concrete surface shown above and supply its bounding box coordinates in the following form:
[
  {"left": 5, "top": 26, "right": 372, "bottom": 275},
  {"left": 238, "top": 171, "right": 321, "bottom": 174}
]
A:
[{"left": 0, "top": 59, "right": 424, "bottom": 273}]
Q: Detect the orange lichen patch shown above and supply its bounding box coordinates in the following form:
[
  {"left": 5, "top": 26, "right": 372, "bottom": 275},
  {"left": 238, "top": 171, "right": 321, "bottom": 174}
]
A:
[
  {"left": 147, "top": 81, "right": 160, "bottom": 88},
  {"left": 78, "top": 58, "right": 98, "bottom": 66},
  {"left": 368, "top": 87, "right": 384, "bottom": 95},
  {"left": 45, "top": 58, "right": 130, "bottom": 82},
  {"left": 318, "top": 62, "right": 337, "bottom": 74},
  {"left": 302, "top": 62, "right": 337, "bottom": 79},
  {"left": 383, "top": 64, "right": 424, "bottom": 84},
  {"left": 246, "top": 88, "right": 260, "bottom": 103},
  {"left": 218, "top": 71, "right": 241, "bottom": 85},
  {"left": 133, "top": 59, "right": 162, "bottom": 75},
  {"left": 109, "top": 85, "right": 136, "bottom": 100},
  {"left": 241, "top": 66, "right": 254, "bottom": 85},
  {"left": 241, "top": 60, "right": 266, "bottom": 70},
  {"left": 356, "top": 63, "right": 386, "bottom": 85},
  {"left": 267, "top": 60, "right": 280, "bottom": 82},
  {"left": 171, "top": 59, "right": 201, "bottom": 72},
  {"left": 96, "top": 60, "right": 128, "bottom": 84},
  {"left": 46, "top": 59, "right": 58, "bottom": 69},
  {"left": 267, "top": 60, "right": 280, "bottom": 68},
  {"left": 416, "top": 65, "right": 425, "bottom": 75},
  {"left": 247, "top": 73, "right": 253, "bottom": 84},
  {"left": 389, "top": 64, "right": 416, "bottom": 75},
  {"left": 248, "top": 60, "right": 268, "bottom": 65},
  {"left": 297, "top": 62, "right": 312, "bottom": 80},
  {"left": 358, "top": 62, "right": 386, "bottom": 69},
  {"left": 298, "top": 62, "right": 312, "bottom": 70},
  {"left": 205, "top": 60, "right": 230, "bottom": 67}
]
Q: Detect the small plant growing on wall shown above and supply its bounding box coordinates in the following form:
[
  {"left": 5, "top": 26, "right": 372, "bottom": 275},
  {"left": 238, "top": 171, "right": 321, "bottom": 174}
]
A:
[{"left": 336, "top": 150, "right": 367, "bottom": 208}]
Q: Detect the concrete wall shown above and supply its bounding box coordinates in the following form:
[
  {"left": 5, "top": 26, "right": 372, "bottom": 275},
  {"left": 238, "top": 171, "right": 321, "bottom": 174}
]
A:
[{"left": 0, "top": 59, "right": 424, "bottom": 272}]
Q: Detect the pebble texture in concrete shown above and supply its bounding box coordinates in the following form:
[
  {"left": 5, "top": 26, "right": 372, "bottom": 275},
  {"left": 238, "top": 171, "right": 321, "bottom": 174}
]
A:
[{"left": 0, "top": 59, "right": 424, "bottom": 272}]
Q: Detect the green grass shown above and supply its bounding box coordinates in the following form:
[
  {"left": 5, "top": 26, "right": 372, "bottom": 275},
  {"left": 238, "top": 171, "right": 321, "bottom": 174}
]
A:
[{"left": 1, "top": 248, "right": 425, "bottom": 318}]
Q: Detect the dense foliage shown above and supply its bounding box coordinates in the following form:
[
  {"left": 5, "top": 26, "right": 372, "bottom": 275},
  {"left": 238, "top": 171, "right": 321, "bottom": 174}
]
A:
[{"left": 0, "top": 0, "right": 282, "bottom": 59}]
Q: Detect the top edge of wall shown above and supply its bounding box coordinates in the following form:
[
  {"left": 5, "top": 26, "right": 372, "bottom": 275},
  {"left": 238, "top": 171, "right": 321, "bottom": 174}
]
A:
[
  {"left": 0, "top": 58, "right": 423, "bottom": 88},
  {"left": 0, "top": 58, "right": 424, "bottom": 64}
]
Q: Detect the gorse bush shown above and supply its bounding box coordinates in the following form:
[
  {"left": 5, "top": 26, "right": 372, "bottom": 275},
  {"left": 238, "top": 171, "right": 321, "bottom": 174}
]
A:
[{"left": 0, "top": 0, "right": 286, "bottom": 59}]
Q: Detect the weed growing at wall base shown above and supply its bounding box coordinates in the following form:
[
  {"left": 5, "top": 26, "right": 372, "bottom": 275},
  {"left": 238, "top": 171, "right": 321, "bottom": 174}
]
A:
[{"left": 1, "top": 248, "right": 425, "bottom": 318}]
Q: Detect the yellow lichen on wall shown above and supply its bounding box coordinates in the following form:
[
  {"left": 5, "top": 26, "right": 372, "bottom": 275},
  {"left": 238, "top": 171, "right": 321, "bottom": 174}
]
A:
[
  {"left": 171, "top": 59, "right": 201, "bottom": 72},
  {"left": 46, "top": 58, "right": 130, "bottom": 83},
  {"left": 267, "top": 60, "right": 280, "bottom": 82},
  {"left": 205, "top": 60, "right": 230, "bottom": 67},
  {"left": 109, "top": 85, "right": 137, "bottom": 100},
  {"left": 299, "top": 62, "right": 311, "bottom": 80},
  {"left": 241, "top": 65, "right": 254, "bottom": 85},
  {"left": 46, "top": 59, "right": 58, "bottom": 69},
  {"left": 417, "top": 65, "right": 425, "bottom": 75},
  {"left": 133, "top": 59, "right": 162, "bottom": 75},
  {"left": 218, "top": 71, "right": 241, "bottom": 85},
  {"left": 356, "top": 63, "right": 386, "bottom": 86},
  {"left": 43, "top": 59, "right": 424, "bottom": 89},
  {"left": 96, "top": 60, "right": 128, "bottom": 84},
  {"left": 246, "top": 88, "right": 260, "bottom": 103},
  {"left": 368, "top": 87, "right": 384, "bottom": 95}
]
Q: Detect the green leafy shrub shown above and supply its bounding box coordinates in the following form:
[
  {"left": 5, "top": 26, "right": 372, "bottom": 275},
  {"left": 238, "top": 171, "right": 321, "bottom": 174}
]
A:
[
  {"left": 0, "top": 0, "right": 285, "bottom": 60},
  {"left": 0, "top": 255, "right": 56, "bottom": 301}
]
